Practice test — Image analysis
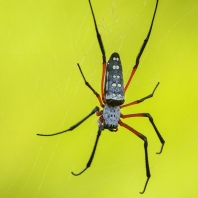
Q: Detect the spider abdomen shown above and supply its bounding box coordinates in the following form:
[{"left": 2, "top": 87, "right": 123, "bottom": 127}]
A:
[
  {"left": 102, "top": 104, "right": 120, "bottom": 130},
  {"left": 105, "top": 52, "right": 125, "bottom": 106}
]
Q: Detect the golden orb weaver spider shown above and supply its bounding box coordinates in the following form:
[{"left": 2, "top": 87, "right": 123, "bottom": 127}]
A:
[{"left": 37, "top": 0, "right": 165, "bottom": 194}]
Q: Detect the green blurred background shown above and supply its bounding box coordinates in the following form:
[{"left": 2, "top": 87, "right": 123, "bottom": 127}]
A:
[{"left": 1, "top": 0, "right": 198, "bottom": 197}]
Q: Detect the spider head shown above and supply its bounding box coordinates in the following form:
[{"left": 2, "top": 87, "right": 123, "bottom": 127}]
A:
[{"left": 98, "top": 104, "right": 120, "bottom": 131}]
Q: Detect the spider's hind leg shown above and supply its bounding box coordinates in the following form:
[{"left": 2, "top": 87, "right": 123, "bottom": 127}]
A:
[
  {"left": 124, "top": 0, "right": 159, "bottom": 92},
  {"left": 77, "top": 63, "right": 104, "bottom": 107},
  {"left": 121, "top": 82, "right": 159, "bottom": 109}
]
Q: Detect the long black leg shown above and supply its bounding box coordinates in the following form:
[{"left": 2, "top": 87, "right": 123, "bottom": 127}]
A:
[
  {"left": 119, "top": 120, "right": 150, "bottom": 194},
  {"left": 88, "top": 0, "right": 106, "bottom": 62},
  {"left": 88, "top": 0, "right": 108, "bottom": 101},
  {"left": 125, "top": 0, "right": 159, "bottom": 92},
  {"left": 72, "top": 128, "right": 102, "bottom": 176},
  {"left": 77, "top": 63, "right": 104, "bottom": 107},
  {"left": 121, "top": 82, "right": 159, "bottom": 109},
  {"left": 37, "top": 106, "right": 99, "bottom": 136},
  {"left": 121, "top": 112, "right": 165, "bottom": 154}
]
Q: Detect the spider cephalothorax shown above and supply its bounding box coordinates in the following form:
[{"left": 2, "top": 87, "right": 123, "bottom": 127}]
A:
[
  {"left": 98, "top": 104, "right": 120, "bottom": 131},
  {"left": 37, "top": 0, "right": 165, "bottom": 194}
]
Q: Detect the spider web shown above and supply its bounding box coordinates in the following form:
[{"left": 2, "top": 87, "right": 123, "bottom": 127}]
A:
[{"left": 0, "top": 0, "right": 198, "bottom": 197}]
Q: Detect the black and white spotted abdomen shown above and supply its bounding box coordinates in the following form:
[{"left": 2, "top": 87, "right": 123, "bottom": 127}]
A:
[{"left": 104, "top": 52, "right": 125, "bottom": 106}]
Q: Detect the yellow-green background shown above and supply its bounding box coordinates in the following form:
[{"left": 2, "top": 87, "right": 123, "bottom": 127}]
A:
[{"left": 1, "top": 0, "right": 198, "bottom": 197}]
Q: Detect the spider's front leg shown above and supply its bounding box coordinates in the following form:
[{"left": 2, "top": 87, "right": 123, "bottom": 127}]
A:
[
  {"left": 119, "top": 120, "right": 150, "bottom": 194},
  {"left": 121, "top": 112, "right": 165, "bottom": 154},
  {"left": 72, "top": 127, "right": 102, "bottom": 176},
  {"left": 37, "top": 106, "right": 99, "bottom": 136}
]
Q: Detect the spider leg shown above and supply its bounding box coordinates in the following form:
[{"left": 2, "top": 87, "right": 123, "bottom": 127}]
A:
[
  {"left": 121, "top": 112, "right": 165, "bottom": 154},
  {"left": 119, "top": 120, "right": 150, "bottom": 194},
  {"left": 72, "top": 128, "right": 102, "bottom": 176},
  {"left": 124, "top": 0, "right": 159, "bottom": 92},
  {"left": 37, "top": 106, "right": 99, "bottom": 136},
  {"left": 88, "top": 0, "right": 106, "bottom": 102},
  {"left": 88, "top": 0, "right": 106, "bottom": 61},
  {"left": 121, "top": 82, "right": 159, "bottom": 109},
  {"left": 77, "top": 63, "right": 104, "bottom": 107}
]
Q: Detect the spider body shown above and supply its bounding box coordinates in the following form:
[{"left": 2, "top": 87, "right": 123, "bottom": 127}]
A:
[
  {"left": 37, "top": 0, "right": 165, "bottom": 194},
  {"left": 105, "top": 52, "right": 125, "bottom": 106},
  {"left": 99, "top": 104, "right": 120, "bottom": 131}
]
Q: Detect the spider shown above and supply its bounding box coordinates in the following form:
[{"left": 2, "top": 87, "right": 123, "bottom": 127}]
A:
[{"left": 37, "top": 0, "right": 165, "bottom": 194}]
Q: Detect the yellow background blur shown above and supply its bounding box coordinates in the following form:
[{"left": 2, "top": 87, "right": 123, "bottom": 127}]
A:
[{"left": 1, "top": 0, "right": 198, "bottom": 197}]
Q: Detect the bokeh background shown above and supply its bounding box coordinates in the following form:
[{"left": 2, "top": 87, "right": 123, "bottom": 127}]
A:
[{"left": 1, "top": 0, "right": 198, "bottom": 197}]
